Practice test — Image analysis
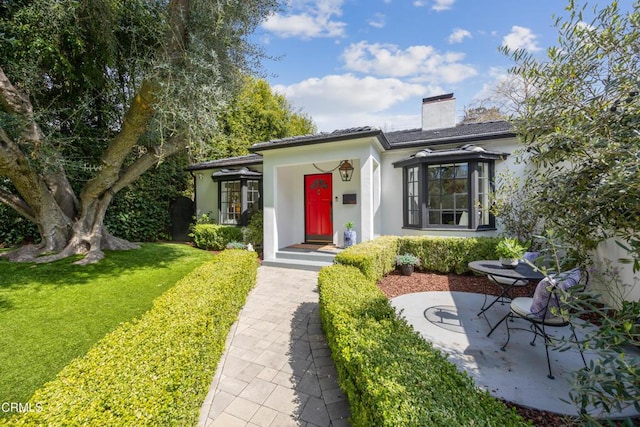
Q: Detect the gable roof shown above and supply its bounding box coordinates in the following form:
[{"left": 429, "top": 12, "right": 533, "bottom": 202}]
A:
[
  {"left": 386, "top": 121, "right": 515, "bottom": 149},
  {"left": 185, "top": 154, "right": 263, "bottom": 171},
  {"left": 187, "top": 121, "right": 516, "bottom": 170},
  {"left": 249, "top": 126, "right": 390, "bottom": 152}
]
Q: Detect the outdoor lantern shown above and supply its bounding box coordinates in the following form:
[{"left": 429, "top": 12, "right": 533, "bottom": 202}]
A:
[{"left": 338, "top": 160, "right": 354, "bottom": 182}]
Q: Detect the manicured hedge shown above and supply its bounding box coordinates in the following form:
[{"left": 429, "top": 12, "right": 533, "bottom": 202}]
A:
[
  {"left": 398, "top": 235, "right": 500, "bottom": 274},
  {"left": 318, "top": 263, "right": 529, "bottom": 426},
  {"left": 191, "top": 223, "right": 244, "bottom": 250},
  {"left": 333, "top": 235, "right": 399, "bottom": 281},
  {"left": 334, "top": 235, "right": 500, "bottom": 277},
  {"left": 2, "top": 249, "right": 258, "bottom": 426}
]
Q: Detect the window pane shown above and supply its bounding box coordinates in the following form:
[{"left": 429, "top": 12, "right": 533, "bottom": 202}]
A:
[
  {"left": 455, "top": 194, "right": 468, "bottom": 209},
  {"left": 477, "top": 162, "right": 491, "bottom": 226},
  {"left": 405, "top": 167, "right": 420, "bottom": 226},
  {"left": 220, "top": 180, "right": 241, "bottom": 224},
  {"left": 456, "top": 164, "right": 468, "bottom": 178},
  {"left": 427, "top": 163, "right": 470, "bottom": 227},
  {"left": 246, "top": 180, "right": 260, "bottom": 215}
]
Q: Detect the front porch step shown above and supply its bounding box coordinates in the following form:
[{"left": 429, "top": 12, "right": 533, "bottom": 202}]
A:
[{"left": 262, "top": 249, "right": 337, "bottom": 272}]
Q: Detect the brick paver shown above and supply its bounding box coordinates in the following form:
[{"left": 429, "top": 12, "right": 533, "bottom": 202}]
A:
[{"left": 199, "top": 266, "right": 351, "bottom": 427}]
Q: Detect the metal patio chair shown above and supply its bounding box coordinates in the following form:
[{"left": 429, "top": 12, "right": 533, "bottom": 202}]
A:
[{"left": 497, "top": 267, "right": 588, "bottom": 379}]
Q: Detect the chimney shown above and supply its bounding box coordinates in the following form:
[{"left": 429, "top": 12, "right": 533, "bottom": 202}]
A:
[{"left": 421, "top": 93, "right": 456, "bottom": 131}]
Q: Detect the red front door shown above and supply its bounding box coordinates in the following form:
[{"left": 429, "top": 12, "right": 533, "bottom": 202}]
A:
[{"left": 305, "top": 173, "right": 333, "bottom": 242}]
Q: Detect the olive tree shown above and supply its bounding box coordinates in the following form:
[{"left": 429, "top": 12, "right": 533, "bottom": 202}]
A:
[
  {"left": 502, "top": 0, "right": 639, "bottom": 418},
  {"left": 502, "top": 0, "right": 640, "bottom": 259},
  {"left": 0, "top": 0, "right": 279, "bottom": 264}
]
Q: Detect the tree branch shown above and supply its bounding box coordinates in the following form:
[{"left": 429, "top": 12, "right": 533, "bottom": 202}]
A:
[
  {"left": 0, "top": 67, "right": 44, "bottom": 142},
  {"left": 0, "top": 187, "right": 35, "bottom": 222},
  {"left": 79, "top": 80, "right": 158, "bottom": 204},
  {"left": 111, "top": 137, "right": 185, "bottom": 194}
]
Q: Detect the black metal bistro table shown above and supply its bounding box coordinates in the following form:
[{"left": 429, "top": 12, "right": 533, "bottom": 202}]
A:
[{"left": 468, "top": 260, "right": 545, "bottom": 334}]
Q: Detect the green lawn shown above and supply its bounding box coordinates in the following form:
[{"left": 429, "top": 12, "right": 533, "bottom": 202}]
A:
[{"left": 0, "top": 243, "right": 214, "bottom": 408}]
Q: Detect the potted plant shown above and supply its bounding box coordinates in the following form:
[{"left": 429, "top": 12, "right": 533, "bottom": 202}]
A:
[
  {"left": 343, "top": 221, "right": 356, "bottom": 248},
  {"left": 395, "top": 253, "right": 421, "bottom": 276},
  {"left": 495, "top": 238, "right": 527, "bottom": 268}
]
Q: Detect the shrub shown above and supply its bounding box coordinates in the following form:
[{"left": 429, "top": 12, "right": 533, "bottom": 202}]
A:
[
  {"left": 334, "top": 236, "right": 399, "bottom": 281},
  {"left": 1, "top": 249, "right": 258, "bottom": 426},
  {"left": 244, "top": 209, "right": 263, "bottom": 248},
  {"left": 318, "top": 264, "right": 528, "bottom": 426},
  {"left": 398, "top": 236, "right": 500, "bottom": 274},
  {"left": 190, "top": 223, "right": 244, "bottom": 250}
]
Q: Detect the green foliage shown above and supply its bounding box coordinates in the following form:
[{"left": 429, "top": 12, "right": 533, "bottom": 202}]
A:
[
  {"left": 344, "top": 221, "right": 354, "bottom": 230},
  {"left": 190, "top": 224, "right": 244, "bottom": 251},
  {"left": 318, "top": 264, "right": 529, "bottom": 426},
  {"left": 0, "top": 202, "right": 40, "bottom": 246},
  {"left": 0, "top": 243, "right": 213, "bottom": 412},
  {"left": 495, "top": 238, "right": 527, "bottom": 259},
  {"left": 503, "top": 3, "right": 640, "bottom": 415},
  {"left": 244, "top": 209, "right": 264, "bottom": 248},
  {"left": 334, "top": 236, "right": 399, "bottom": 281},
  {"left": 105, "top": 155, "right": 191, "bottom": 242},
  {"left": 490, "top": 170, "right": 543, "bottom": 245},
  {"left": 502, "top": 1, "right": 640, "bottom": 258},
  {"left": 225, "top": 241, "right": 247, "bottom": 250},
  {"left": 398, "top": 236, "right": 500, "bottom": 274},
  {"left": 394, "top": 253, "right": 420, "bottom": 267},
  {"left": 0, "top": 0, "right": 279, "bottom": 252},
  {"left": 206, "top": 76, "right": 316, "bottom": 159},
  {"left": 1, "top": 249, "right": 256, "bottom": 426}
]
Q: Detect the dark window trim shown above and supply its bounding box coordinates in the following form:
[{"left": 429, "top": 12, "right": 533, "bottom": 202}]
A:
[
  {"left": 217, "top": 177, "right": 262, "bottom": 226},
  {"left": 402, "top": 158, "right": 496, "bottom": 230}
]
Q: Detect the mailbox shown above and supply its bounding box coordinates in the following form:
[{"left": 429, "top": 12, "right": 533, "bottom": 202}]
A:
[{"left": 342, "top": 194, "right": 357, "bottom": 205}]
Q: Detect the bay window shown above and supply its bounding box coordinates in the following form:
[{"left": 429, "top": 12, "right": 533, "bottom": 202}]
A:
[
  {"left": 212, "top": 168, "right": 262, "bottom": 226},
  {"left": 395, "top": 145, "right": 505, "bottom": 230}
]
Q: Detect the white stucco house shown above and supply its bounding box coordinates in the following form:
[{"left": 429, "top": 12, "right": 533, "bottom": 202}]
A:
[{"left": 187, "top": 93, "right": 532, "bottom": 269}]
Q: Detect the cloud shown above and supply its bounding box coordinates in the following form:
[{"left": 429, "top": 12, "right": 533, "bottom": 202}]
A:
[
  {"left": 502, "top": 26, "right": 542, "bottom": 52},
  {"left": 432, "top": 0, "right": 455, "bottom": 11},
  {"left": 273, "top": 74, "right": 438, "bottom": 130},
  {"left": 341, "top": 41, "right": 477, "bottom": 84},
  {"left": 448, "top": 28, "right": 471, "bottom": 44},
  {"left": 414, "top": 0, "right": 456, "bottom": 10},
  {"left": 368, "top": 13, "right": 386, "bottom": 28},
  {"left": 262, "top": 0, "right": 346, "bottom": 39}
]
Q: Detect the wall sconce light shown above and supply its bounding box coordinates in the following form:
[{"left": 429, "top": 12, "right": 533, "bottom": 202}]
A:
[{"left": 338, "top": 160, "right": 354, "bottom": 182}]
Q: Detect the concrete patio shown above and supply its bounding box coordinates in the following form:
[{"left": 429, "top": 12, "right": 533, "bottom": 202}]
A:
[
  {"left": 391, "top": 291, "right": 640, "bottom": 420},
  {"left": 198, "top": 263, "right": 638, "bottom": 426}
]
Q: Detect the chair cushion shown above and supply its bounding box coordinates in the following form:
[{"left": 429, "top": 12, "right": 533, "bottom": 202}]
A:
[
  {"left": 522, "top": 251, "right": 540, "bottom": 262},
  {"left": 511, "top": 297, "right": 568, "bottom": 325},
  {"left": 529, "top": 268, "right": 581, "bottom": 319}
]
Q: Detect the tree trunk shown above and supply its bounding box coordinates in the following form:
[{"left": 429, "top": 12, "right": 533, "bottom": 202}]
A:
[{"left": 0, "top": 0, "right": 193, "bottom": 265}]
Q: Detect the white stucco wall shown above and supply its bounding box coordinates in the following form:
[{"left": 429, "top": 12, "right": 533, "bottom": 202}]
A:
[
  {"left": 192, "top": 171, "right": 219, "bottom": 221},
  {"left": 591, "top": 238, "right": 639, "bottom": 307},
  {"left": 258, "top": 136, "right": 384, "bottom": 262}
]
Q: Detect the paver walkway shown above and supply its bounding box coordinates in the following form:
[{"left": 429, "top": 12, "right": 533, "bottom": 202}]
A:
[{"left": 198, "top": 266, "right": 351, "bottom": 427}]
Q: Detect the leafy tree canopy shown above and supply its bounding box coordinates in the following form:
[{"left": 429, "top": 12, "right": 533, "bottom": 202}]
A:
[
  {"left": 0, "top": 0, "right": 280, "bottom": 263},
  {"left": 207, "top": 76, "right": 316, "bottom": 159},
  {"left": 503, "top": 0, "right": 640, "bottom": 259}
]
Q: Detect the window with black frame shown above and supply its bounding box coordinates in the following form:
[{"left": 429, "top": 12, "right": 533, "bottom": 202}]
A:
[
  {"left": 213, "top": 168, "right": 262, "bottom": 226},
  {"left": 220, "top": 180, "right": 242, "bottom": 225},
  {"left": 396, "top": 146, "right": 503, "bottom": 230}
]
